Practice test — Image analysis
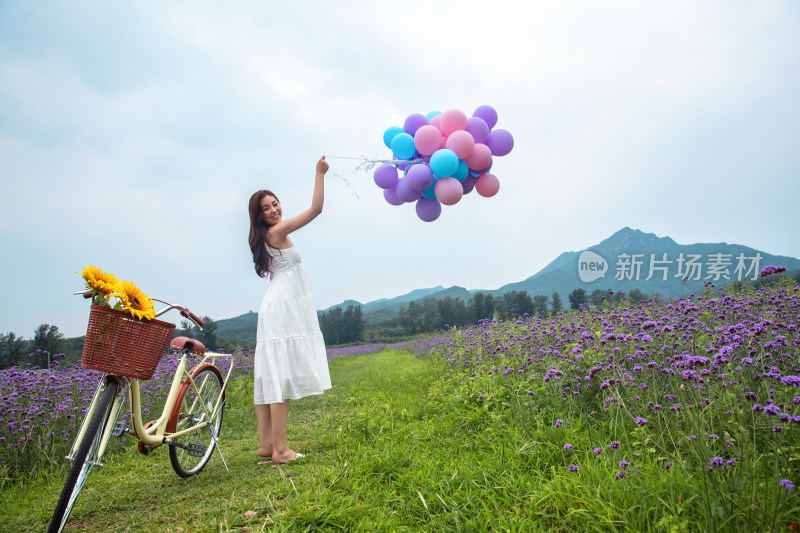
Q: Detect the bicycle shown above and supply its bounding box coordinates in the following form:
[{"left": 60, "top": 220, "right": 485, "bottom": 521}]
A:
[{"left": 48, "top": 298, "right": 233, "bottom": 533}]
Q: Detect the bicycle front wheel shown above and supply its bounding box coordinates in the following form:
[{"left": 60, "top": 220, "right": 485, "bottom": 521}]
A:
[
  {"left": 48, "top": 378, "right": 118, "bottom": 533},
  {"left": 168, "top": 365, "right": 225, "bottom": 478}
]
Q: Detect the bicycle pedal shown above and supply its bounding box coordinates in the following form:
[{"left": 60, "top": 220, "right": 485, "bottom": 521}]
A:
[
  {"left": 187, "top": 443, "right": 206, "bottom": 457},
  {"left": 111, "top": 421, "right": 128, "bottom": 437}
]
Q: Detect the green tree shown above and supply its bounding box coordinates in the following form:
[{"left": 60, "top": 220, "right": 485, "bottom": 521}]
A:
[
  {"left": 0, "top": 332, "right": 29, "bottom": 369},
  {"left": 532, "top": 295, "right": 549, "bottom": 316},
  {"left": 196, "top": 316, "right": 218, "bottom": 351},
  {"left": 551, "top": 291, "right": 563, "bottom": 314},
  {"left": 568, "top": 288, "right": 587, "bottom": 310},
  {"left": 32, "top": 324, "right": 64, "bottom": 367},
  {"left": 627, "top": 288, "right": 649, "bottom": 302},
  {"left": 590, "top": 289, "right": 606, "bottom": 306},
  {"left": 502, "top": 291, "right": 534, "bottom": 318},
  {"left": 468, "top": 293, "right": 495, "bottom": 323}
]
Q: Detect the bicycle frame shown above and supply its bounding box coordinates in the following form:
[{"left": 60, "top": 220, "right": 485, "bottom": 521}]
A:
[
  {"left": 67, "top": 350, "right": 232, "bottom": 464},
  {"left": 131, "top": 351, "right": 233, "bottom": 446}
]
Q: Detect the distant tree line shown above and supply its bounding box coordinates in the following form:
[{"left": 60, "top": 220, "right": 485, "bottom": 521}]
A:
[
  {"left": 0, "top": 323, "right": 67, "bottom": 369},
  {"left": 318, "top": 305, "right": 364, "bottom": 345},
  {"left": 5, "top": 269, "right": 796, "bottom": 368}
]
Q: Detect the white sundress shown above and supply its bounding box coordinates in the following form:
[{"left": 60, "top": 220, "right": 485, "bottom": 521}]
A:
[{"left": 254, "top": 243, "right": 331, "bottom": 404}]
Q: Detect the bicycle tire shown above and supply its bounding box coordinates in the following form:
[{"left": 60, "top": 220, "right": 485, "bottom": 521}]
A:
[
  {"left": 168, "top": 365, "right": 225, "bottom": 478},
  {"left": 48, "top": 379, "right": 118, "bottom": 533}
]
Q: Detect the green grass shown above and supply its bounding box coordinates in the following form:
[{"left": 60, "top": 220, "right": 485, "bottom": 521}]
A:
[{"left": 2, "top": 346, "right": 794, "bottom": 532}]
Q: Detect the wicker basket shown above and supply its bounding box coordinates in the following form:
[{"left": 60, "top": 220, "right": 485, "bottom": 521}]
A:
[{"left": 81, "top": 305, "right": 176, "bottom": 379}]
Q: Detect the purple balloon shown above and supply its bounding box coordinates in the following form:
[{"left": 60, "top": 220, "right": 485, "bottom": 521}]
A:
[
  {"left": 373, "top": 164, "right": 398, "bottom": 189},
  {"left": 465, "top": 117, "right": 490, "bottom": 144},
  {"left": 461, "top": 175, "right": 476, "bottom": 194},
  {"left": 473, "top": 105, "right": 498, "bottom": 129},
  {"left": 405, "top": 164, "right": 434, "bottom": 191},
  {"left": 486, "top": 129, "right": 514, "bottom": 157},
  {"left": 383, "top": 186, "right": 404, "bottom": 206},
  {"left": 396, "top": 177, "right": 422, "bottom": 202},
  {"left": 404, "top": 113, "right": 429, "bottom": 136},
  {"left": 415, "top": 197, "right": 441, "bottom": 222}
]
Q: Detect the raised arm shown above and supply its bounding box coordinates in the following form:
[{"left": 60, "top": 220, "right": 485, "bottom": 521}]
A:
[{"left": 266, "top": 156, "right": 329, "bottom": 248}]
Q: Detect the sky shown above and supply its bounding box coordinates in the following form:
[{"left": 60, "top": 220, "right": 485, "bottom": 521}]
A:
[{"left": 1, "top": 1, "right": 799, "bottom": 338}]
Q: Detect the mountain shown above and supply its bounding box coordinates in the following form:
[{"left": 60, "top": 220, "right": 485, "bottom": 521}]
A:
[
  {"left": 216, "top": 227, "right": 800, "bottom": 333},
  {"left": 495, "top": 227, "right": 800, "bottom": 301}
]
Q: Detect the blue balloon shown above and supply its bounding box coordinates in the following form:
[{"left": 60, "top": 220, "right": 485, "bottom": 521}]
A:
[
  {"left": 383, "top": 126, "right": 404, "bottom": 149},
  {"left": 425, "top": 110, "right": 442, "bottom": 121},
  {"left": 391, "top": 133, "right": 416, "bottom": 160},
  {"left": 421, "top": 180, "right": 437, "bottom": 199},
  {"left": 453, "top": 160, "right": 469, "bottom": 182},
  {"left": 430, "top": 149, "right": 459, "bottom": 178}
]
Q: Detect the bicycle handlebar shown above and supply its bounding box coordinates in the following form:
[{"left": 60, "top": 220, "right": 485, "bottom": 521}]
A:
[
  {"left": 74, "top": 292, "right": 205, "bottom": 330},
  {"left": 180, "top": 309, "right": 204, "bottom": 327}
]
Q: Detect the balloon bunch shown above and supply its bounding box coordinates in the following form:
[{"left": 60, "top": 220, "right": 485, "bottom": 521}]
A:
[{"left": 373, "top": 105, "right": 514, "bottom": 222}]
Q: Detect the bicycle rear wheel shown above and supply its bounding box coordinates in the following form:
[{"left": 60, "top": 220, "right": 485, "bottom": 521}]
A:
[
  {"left": 48, "top": 379, "right": 119, "bottom": 533},
  {"left": 168, "top": 365, "right": 225, "bottom": 478}
]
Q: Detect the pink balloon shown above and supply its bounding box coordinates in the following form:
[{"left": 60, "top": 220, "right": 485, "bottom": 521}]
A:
[
  {"left": 430, "top": 114, "right": 443, "bottom": 132},
  {"left": 475, "top": 173, "right": 500, "bottom": 197},
  {"left": 413, "top": 125, "right": 443, "bottom": 156},
  {"left": 434, "top": 177, "right": 463, "bottom": 206},
  {"left": 465, "top": 143, "right": 492, "bottom": 170},
  {"left": 440, "top": 109, "right": 468, "bottom": 136},
  {"left": 445, "top": 130, "right": 475, "bottom": 159}
]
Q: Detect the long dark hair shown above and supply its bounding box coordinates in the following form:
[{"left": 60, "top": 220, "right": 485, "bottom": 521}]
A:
[{"left": 248, "top": 190, "right": 279, "bottom": 278}]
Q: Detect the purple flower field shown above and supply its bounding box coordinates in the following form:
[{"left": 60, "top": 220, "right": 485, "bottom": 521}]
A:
[
  {"left": 0, "top": 342, "right": 391, "bottom": 478},
  {"left": 412, "top": 285, "right": 800, "bottom": 526}
]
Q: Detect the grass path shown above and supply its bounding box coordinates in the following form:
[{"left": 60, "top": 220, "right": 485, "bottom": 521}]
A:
[{"left": 4, "top": 348, "right": 501, "bottom": 532}]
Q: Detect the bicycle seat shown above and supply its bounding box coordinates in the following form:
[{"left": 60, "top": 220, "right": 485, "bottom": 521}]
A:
[{"left": 170, "top": 336, "right": 206, "bottom": 356}]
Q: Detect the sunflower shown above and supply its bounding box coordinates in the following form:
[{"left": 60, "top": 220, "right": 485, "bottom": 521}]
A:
[
  {"left": 78, "top": 265, "right": 120, "bottom": 303},
  {"left": 112, "top": 280, "right": 156, "bottom": 321}
]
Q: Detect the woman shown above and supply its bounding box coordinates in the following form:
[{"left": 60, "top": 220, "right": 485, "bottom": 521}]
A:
[{"left": 247, "top": 156, "right": 332, "bottom": 464}]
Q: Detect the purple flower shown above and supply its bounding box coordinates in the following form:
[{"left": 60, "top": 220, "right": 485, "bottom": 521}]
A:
[
  {"left": 634, "top": 417, "right": 648, "bottom": 426},
  {"left": 664, "top": 462, "right": 673, "bottom": 470},
  {"left": 726, "top": 458, "right": 738, "bottom": 466},
  {"left": 610, "top": 441, "right": 620, "bottom": 449},
  {"left": 568, "top": 464, "right": 579, "bottom": 472},
  {"left": 759, "top": 265, "right": 787, "bottom": 277},
  {"left": 593, "top": 447, "right": 602, "bottom": 456},
  {"left": 619, "top": 460, "right": 629, "bottom": 468},
  {"left": 779, "top": 479, "right": 794, "bottom": 491},
  {"left": 615, "top": 470, "right": 627, "bottom": 480},
  {"left": 710, "top": 457, "right": 724, "bottom": 467},
  {"left": 555, "top": 419, "right": 563, "bottom": 428},
  {"left": 564, "top": 443, "right": 573, "bottom": 450},
  {"left": 781, "top": 375, "right": 800, "bottom": 388}
]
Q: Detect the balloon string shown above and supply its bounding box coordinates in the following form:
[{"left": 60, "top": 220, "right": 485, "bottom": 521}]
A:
[
  {"left": 326, "top": 155, "right": 428, "bottom": 171},
  {"left": 330, "top": 173, "right": 361, "bottom": 199},
  {"left": 325, "top": 155, "right": 429, "bottom": 200}
]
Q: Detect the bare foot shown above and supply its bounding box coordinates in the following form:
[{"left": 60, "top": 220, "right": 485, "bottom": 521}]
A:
[
  {"left": 257, "top": 445, "right": 272, "bottom": 458},
  {"left": 271, "top": 450, "right": 303, "bottom": 464}
]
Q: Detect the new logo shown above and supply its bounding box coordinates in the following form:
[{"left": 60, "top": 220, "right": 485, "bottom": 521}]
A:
[{"left": 578, "top": 250, "right": 608, "bottom": 282}]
